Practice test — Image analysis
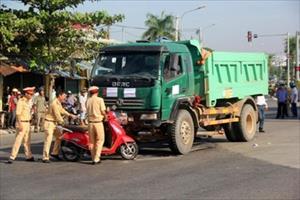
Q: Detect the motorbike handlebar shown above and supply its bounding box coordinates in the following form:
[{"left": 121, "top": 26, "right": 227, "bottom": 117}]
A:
[{"left": 56, "top": 125, "right": 73, "bottom": 133}]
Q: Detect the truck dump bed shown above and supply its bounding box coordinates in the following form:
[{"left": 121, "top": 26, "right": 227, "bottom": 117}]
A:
[
  {"left": 202, "top": 51, "right": 268, "bottom": 107},
  {"left": 182, "top": 40, "right": 268, "bottom": 107}
]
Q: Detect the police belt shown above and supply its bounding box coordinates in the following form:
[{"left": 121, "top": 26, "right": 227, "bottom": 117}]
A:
[
  {"left": 45, "top": 119, "right": 56, "bottom": 123},
  {"left": 20, "top": 120, "right": 30, "bottom": 123},
  {"left": 88, "top": 121, "right": 103, "bottom": 123}
]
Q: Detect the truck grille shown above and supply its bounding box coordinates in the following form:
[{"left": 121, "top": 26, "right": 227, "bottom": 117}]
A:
[{"left": 104, "top": 98, "right": 145, "bottom": 109}]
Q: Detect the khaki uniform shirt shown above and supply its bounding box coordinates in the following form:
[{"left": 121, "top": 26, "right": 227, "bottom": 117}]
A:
[
  {"left": 45, "top": 98, "right": 70, "bottom": 124},
  {"left": 86, "top": 95, "right": 106, "bottom": 122},
  {"left": 34, "top": 95, "right": 47, "bottom": 113},
  {"left": 16, "top": 97, "right": 31, "bottom": 121}
]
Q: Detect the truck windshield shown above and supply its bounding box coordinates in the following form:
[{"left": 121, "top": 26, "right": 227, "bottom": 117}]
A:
[{"left": 92, "top": 52, "right": 160, "bottom": 79}]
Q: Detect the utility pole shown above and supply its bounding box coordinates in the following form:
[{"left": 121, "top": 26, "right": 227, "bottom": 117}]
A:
[
  {"left": 296, "top": 31, "right": 300, "bottom": 81},
  {"left": 197, "top": 24, "right": 215, "bottom": 46},
  {"left": 198, "top": 27, "right": 202, "bottom": 43},
  {"left": 175, "top": 6, "right": 206, "bottom": 41},
  {"left": 175, "top": 16, "right": 179, "bottom": 41},
  {"left": 106, "top": 26, "right": 110, "bottom": 39},
  {"left": 250, "top": 32, "right": 292, "bottom": 83},
  {"left": 121, "top": 27, "right": 124, "bottom": 42},
  {"left": 287, "top": 32, "right": 290, "bottom": 84}
]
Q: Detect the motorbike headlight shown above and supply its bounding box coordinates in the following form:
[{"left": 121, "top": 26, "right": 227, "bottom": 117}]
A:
[{"left": 140, "top": 113, "right": 157, "bottom": 120}]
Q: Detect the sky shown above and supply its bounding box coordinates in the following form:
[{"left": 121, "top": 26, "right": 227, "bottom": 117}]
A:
[{"left": 3, "top": 0, "right": 300, "bottom": 55}]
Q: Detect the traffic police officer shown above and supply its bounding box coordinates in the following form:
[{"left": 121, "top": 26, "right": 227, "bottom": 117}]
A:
[
  {"left": 7, "top": 87, "right": 35, "bottom": 164},
  {"left": 42, "top": 90, "right": 76, "bottom": 163},
  {"left": 86, "top": 86, "right": 106, "bottom": 164}
]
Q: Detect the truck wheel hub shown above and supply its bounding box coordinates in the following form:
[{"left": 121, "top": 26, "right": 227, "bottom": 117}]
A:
[
  {"left": 246, "top": 114, "right": 254, "bottom": 133},
  {"left": 180, "top": 121, "right": 192, "bottom": 144}
]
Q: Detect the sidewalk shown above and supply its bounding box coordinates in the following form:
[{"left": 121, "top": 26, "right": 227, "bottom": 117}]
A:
[
  {"left": 0, "top": 129, "right": 17, "bottom": 135},
  {"left": 0, "top": 129, "right": 45, "bottom": 149},
  {"left": 0, "top": 127, "right": 43, "bottom": 135}
]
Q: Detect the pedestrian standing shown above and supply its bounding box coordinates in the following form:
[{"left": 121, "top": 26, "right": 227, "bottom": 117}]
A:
[
  {"left": 50, "top": 88, "right": 56, "bottom": 103},
  {"left": 86, "top": 86, "right": 106, "bottom": 165},
  {"left": 79, "top": 88, "right": 88, "bottom": 125},
  {"left": 66, "top": 91, "right": 76, "bottom": 109},
  {"left": 276, "top": 84, "right": 288, "bottom": 119},
  {"left": 66, "top": 91, "right": 76, "bottom": 124},
  {"left": 256, "top": 95, "right": 268, "bottom": 132},
  {"left": 42, "top": 90, "right": 76, "bottom": 163},
  {"left": 8, "top": 88, "right": 18, "bottom": 128},
  {"left": 33, "top": 88, "right": 47, "bottom": 133},
  {"left": 290, "top": 82, "right": 298, "bottom": 117},
  {"left": 7, "top": 87, "right": 36, "bottom": 164}
]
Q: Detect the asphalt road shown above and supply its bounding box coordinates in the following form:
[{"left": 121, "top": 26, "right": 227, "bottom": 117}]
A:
[{"left": 0, "top": 99, "right": 299, "bottom": 200}]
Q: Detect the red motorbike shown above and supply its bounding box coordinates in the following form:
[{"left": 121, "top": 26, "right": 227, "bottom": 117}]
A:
[{"left": 59, "top": 110, "right": 138, "bottom": 161}]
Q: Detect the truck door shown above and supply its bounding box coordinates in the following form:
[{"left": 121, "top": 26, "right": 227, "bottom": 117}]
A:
[{"left": 161, "top": 53, "right": 188, "bottom": 120}]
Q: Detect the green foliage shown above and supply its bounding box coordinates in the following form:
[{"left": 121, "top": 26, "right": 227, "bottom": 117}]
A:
[
  {"left": 142, "top": 12, "right": 175, "bottom": 41},
  {"left": 284, "top": 36, "right": 298, "bottom": 66},
  {"left": 0, "top": 0, "right": 124, "bottom": 70},
  {"left": 283, "top": 36, "right": 299, "bottom": 81},
  {"left": 268, "top": 54, "right": 280, "bottom": 78},
  {"left": 0, "top": 12, "right": 21, "bottom": 53}
]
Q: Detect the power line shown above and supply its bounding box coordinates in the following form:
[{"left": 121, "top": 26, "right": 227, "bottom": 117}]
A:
[
  {"left": 124, "top": 30, "right": 141, "bottom": 38},
  {"left": 112, "top": 24, "right": 147, "bottom": 30}
]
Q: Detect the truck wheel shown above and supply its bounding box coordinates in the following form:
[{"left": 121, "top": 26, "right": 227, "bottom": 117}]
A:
[
  {"left": 61, "top": 143, "right": 80, "bottom": 162},
  {"left": 169, "top": 109, "right": 194, "bottom": 154},
  {"left": 119, "top": 142, "right": 139, "bottom": 160},
  {"left": 233, "top": 104, "right": 257, "bottom": 141},
  {"left": 223, "top": 123, "right": 238, "bottom": 142}
]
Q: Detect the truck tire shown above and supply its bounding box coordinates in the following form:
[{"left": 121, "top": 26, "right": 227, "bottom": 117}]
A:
[
  {"left": 169, "top": 109, "right": 194, "bottom": 154},
  {"left": 223, "top": 123, "right": 238, "bottom": 142},
  {"left": 233, "top": 104, "right": 257, "bottom": 142}
]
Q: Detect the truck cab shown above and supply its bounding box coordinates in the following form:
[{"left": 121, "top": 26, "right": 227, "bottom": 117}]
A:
[{"left": 91, "top": 42, "right": 195, "bottom": 139}]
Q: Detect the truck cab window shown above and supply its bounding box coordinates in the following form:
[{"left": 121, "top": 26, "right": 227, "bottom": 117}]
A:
[
  {"left": 163, "top": 55, "right": 171, "bottom": 80},
  {"left": 164, "top": 54, "right": 183, "bottom": 81},
  {"left": 92, "top": 52, "right": 160, "bottom": 79}
]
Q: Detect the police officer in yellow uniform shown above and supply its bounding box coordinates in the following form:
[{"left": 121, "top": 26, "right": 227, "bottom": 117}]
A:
[
  {"left": 7, "top": 87, "right": 35, "bottom": 164},
  {"left": 86, "top": 86, "right": 106, "bottom": 164},
  {"left": 42, "top": 90, "right": 76, "bottom": 163}
]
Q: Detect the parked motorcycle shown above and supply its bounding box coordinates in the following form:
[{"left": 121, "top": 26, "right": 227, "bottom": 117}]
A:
[{"left": 58, "top": 110, "right": 138, "bottom": 161}]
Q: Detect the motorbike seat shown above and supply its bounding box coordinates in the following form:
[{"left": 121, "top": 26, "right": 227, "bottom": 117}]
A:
[{"left": 63, "top": 125, "right": 88, "bottom": 133}]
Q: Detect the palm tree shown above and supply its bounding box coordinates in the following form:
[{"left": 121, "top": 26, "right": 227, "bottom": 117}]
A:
[{"left": 142, "top": 12, "right": 175, "bottom": 41}]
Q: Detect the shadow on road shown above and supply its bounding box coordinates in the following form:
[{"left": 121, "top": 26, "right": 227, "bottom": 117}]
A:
[{"left": 0, "top": 137, "right": 220, "bottom": 163}]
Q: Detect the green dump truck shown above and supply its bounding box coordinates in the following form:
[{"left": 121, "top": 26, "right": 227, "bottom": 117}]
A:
[{"left": 90, "top": 39, "right": 268, "bottom": 154}]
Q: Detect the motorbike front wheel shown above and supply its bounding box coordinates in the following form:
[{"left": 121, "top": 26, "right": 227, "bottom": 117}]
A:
[
  {"left": 61, "top": 143, "right": 80, "bottom": 162},
  {"left": 119, "top": 142, "right": 138, "bottom": 160}
]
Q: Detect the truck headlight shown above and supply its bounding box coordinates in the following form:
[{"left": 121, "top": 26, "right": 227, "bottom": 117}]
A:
[{"left": 140, "top": 113, "right": 157, "bottom": 120}]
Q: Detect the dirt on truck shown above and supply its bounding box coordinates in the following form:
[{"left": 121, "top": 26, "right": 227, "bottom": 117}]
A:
[{"left": 90, "top": 39, "right": 268, "bottom": 154}]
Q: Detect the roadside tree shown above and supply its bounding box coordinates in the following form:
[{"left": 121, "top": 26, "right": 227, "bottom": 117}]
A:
[
  {"left": 142, "top": 12, "right": 175, "bottom": 41},
  {"left": 0, "top": 0, "right": 124, "bottom": 100}
]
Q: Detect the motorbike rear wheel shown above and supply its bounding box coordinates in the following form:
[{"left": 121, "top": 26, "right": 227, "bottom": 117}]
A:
[
  {"left": 119, "top": 142, "right": 138, "bottom": 160},
  {"left": 61, "top": 143, "right": 80, "bottom": 162}
]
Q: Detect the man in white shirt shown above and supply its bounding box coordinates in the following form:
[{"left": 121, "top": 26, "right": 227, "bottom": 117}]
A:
[
  {"left": 79, "top": 88, "right": 88, "bottom": 125},
  {"left": 256, "top": 95, "right": 268, "bottom": 133},
  {"left": 290, "top": 82, "right": 298, "bottom": 117}
]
